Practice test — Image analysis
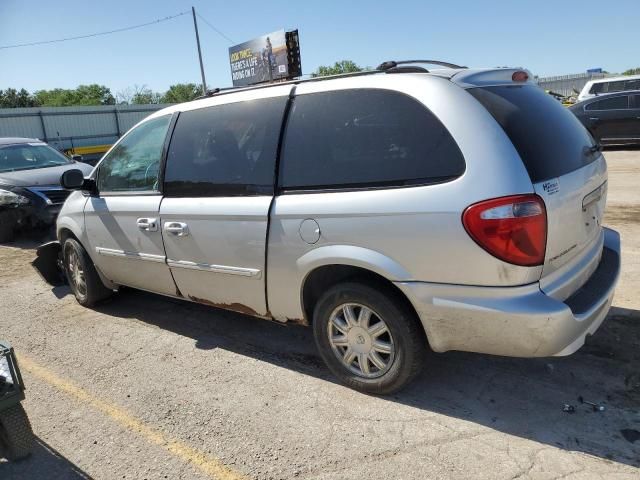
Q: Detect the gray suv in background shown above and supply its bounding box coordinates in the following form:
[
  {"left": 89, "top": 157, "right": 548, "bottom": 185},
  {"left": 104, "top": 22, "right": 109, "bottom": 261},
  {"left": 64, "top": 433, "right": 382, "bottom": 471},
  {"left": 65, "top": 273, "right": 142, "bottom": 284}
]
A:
[{"left": 54, "top": 62, "right": 621, "bottom": 394}]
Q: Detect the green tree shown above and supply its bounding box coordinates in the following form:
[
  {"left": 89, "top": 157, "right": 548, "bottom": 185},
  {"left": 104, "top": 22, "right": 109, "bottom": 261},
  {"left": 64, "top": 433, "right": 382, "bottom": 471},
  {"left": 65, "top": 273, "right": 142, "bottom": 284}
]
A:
[
  {"left": 0, "top": 89, "right": 18, "bottom": 107},
  {"left": 161, "top": 83, "right": 201, "bottom": 103},
  {"left": 75, "top": 84, "right": 115, "bottom": 105},
  {"left": 33, "top": 88, "right": 71, "bottom": 106},
  {"left": 132, "top": 89, "right": 162, "bottom": 104},
  {"left": 622, "top": 67, "right": 640, "bottom": 76},
  {"left": 116, "top": 85, "right": 162, "bottom": 105},
  {"left": 311, "top": 60, "right": 364, "bottom": 77},
  {"left": 16, "top": 88, "right": 35, "bottom": 107},
  {"left": 0, "top": 88, "right": 38, "bottom": 108},
  {"left": 33, "top": 84, "right": 115, "bottom": 106}
]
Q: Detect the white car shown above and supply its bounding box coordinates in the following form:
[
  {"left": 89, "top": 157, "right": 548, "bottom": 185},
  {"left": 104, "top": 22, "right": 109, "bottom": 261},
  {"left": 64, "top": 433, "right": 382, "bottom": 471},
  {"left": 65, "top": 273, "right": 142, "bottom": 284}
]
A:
[{"left": 578, "top": 74, "right": 640, "bottom": 102}]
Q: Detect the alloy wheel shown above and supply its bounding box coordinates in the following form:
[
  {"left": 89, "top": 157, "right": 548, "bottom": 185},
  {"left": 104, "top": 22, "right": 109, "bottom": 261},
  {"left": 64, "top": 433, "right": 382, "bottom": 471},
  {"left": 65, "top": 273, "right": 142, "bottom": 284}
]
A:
[
  {"left": 327, "top": 303, "right": 395, "bottom": 379},
  {"left": 66, "top": 248, "right": 87, "bottom": 297}
]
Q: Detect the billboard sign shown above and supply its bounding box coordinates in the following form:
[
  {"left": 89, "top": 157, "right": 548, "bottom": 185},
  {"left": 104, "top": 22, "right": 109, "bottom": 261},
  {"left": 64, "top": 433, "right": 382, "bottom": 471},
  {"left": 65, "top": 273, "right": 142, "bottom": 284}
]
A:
[{"left": 229, "top": 30, "right": 290, "bottom": 87}]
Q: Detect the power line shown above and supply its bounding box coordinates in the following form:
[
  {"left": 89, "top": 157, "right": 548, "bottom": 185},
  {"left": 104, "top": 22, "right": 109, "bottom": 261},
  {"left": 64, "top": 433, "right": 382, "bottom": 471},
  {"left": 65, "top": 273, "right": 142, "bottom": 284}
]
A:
[
  {"left": 196, "top": 13, "right": 235, "bottom": 44},
  {"left": 0, "top": 11, "right": 190, "bottom": 50}
]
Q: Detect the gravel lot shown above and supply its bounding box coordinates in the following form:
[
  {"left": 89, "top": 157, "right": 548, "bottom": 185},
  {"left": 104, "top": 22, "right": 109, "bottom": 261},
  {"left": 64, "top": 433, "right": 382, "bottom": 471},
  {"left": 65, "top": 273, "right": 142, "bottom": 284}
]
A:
[{"left": 1, "top": 149, "right": 639, "bottom": 480}]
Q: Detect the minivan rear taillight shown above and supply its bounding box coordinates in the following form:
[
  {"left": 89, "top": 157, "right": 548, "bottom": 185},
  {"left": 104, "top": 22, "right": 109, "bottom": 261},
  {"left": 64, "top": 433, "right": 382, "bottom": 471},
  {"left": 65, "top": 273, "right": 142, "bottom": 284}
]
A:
[{"left": 462, "top": 195, "right": 547, "bottom": 266}]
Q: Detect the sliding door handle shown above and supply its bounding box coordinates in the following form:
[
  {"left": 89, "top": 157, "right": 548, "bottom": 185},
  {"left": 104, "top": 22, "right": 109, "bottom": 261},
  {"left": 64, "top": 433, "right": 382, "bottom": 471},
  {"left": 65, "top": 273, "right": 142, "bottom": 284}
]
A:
[{"left": 164, "top": 221, "right": 189, "bottom": 236}]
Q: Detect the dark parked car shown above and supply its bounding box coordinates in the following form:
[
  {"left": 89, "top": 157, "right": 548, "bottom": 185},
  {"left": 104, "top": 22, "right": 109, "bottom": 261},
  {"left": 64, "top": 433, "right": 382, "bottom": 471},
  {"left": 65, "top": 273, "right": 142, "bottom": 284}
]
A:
[
  {"left": 0, "top": 137, "right": 93, "bottom": 242},
  {"left": 569, "top": 91, "right": 640, "bottom": 146}
]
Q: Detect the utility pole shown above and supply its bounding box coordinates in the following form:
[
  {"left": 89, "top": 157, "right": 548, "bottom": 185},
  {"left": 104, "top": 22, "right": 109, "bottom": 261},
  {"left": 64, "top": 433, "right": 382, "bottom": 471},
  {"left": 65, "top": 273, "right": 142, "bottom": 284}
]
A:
[{"left": 192, "top": 6, "right": 207, "bottom": 95}]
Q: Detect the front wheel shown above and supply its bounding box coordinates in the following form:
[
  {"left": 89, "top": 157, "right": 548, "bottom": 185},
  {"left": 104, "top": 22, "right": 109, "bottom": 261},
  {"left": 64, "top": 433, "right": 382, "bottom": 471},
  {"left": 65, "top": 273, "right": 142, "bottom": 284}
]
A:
[
  {"left": 63, "top": 238, "right": 112, "bottom": 307},
  {"left": 313, "top": 282, "right": 425, "bottom": 395}
]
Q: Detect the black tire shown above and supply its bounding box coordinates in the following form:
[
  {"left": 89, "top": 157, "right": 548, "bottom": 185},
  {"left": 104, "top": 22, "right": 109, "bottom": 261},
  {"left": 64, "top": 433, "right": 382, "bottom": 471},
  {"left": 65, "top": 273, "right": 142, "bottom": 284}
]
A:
[
  {"left": 0, "top": 403, "right": 34, "bottom": 461},
  {"left": 313, "top": 282, "right": 425, "bottom": 395},
  {"left": 62, "top": 238, "right": 112, "bottom": 307},
  {"left": 0, "top": 211, "right": 16, "bottom": 243}
]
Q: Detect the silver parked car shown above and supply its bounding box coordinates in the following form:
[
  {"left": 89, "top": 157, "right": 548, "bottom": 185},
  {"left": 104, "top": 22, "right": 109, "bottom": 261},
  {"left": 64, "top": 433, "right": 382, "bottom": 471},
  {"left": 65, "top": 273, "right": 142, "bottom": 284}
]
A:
[{"left": 53, "top": 61, "right": 621, "bottom": 394}]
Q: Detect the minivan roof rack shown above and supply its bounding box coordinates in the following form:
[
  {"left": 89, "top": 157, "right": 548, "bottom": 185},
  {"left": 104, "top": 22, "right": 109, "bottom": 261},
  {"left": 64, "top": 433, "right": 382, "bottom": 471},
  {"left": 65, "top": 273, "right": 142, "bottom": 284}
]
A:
[
  {"left": 190, "top": 60, "right": 468, "bottom": 101},
  {"left": 193, "top": 70, "right": 383, "bottom": 100},
  {"left": 194, "top": 87, "right": 236, "bottom": 100},
  {"left": 377, "top": 60, "right": 467, "bottom": 71}
]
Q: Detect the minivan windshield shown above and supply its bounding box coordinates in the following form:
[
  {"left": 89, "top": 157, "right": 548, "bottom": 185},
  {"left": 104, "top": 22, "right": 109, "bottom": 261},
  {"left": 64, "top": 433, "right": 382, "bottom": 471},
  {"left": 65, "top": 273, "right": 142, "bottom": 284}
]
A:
[
  {"left": 0, "top": 143, "right": 72, "bottom": 173},
  {"left": 468, "top": 85, "right": 596, "bottom": 183}
]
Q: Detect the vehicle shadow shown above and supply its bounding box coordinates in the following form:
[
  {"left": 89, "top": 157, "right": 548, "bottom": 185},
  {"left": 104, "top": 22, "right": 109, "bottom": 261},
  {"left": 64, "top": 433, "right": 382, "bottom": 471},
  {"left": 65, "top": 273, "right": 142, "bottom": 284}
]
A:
[
  {"left": 92, "top": 289, "right": 640, "bottom": 468},
  {"left": 0, "top": 436, "right": 93, "bottom": 479},
  {"left": 603, "top": 145, "right": 640, "bottom": 152},
  {"left": 0, "top": 229, "right": 55, "bottom": 251}
]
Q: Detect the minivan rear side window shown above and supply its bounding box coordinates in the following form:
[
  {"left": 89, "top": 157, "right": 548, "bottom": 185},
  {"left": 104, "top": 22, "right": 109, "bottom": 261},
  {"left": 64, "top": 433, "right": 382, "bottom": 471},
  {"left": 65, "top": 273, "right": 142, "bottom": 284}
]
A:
[
  {"left": 279, "top": 89, "right": 465, "bottom": 190},
  {"left": 164, "top": 96, "right": 288, "bottom": 197},
  {"left": 469, "top": 85, "right": 596, "bottom": 183}
]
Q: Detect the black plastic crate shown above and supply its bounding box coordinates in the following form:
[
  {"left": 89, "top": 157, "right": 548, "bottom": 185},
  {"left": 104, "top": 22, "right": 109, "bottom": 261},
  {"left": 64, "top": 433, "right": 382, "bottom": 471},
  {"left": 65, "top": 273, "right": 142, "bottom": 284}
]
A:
[{"left": 0, "top": 343, "right": 25, "bottom": 409}]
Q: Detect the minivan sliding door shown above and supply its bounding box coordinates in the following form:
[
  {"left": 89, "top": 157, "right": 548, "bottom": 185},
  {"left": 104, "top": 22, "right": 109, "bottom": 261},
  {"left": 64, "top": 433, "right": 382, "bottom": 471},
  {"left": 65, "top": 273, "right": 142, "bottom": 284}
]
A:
[{"left": 160, "top": 91, "right": 290, "bottom": 316}]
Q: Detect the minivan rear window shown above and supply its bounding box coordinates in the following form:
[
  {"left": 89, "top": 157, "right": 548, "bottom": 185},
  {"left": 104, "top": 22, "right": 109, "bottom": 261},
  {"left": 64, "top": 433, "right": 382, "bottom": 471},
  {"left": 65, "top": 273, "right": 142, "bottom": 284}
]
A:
[
  {"left": 280, "top": 89, "right": 465, "bottom": 190},
  {"left": 468, "top": 85, "right": 596, "bottom": 183}
]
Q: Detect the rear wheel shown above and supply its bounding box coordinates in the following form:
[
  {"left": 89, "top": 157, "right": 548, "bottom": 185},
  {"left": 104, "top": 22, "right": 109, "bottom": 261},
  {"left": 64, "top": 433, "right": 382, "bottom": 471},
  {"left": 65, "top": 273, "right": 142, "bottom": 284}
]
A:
[
  {"left": 63, "top": 238, "right": 112, "bottom": 307},
  {"left": 0, "top": 403, "right": 34, "bottom": 461},
  {"left": 313, "top": 282, "right": 425, "bottom": 395}
]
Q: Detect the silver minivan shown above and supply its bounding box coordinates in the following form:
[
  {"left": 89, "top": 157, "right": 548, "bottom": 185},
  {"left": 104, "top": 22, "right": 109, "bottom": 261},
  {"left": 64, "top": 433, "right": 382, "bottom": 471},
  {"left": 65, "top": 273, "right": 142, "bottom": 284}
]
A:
[{"left": 55, "top": 62, "right": 621, "bottom": 394}]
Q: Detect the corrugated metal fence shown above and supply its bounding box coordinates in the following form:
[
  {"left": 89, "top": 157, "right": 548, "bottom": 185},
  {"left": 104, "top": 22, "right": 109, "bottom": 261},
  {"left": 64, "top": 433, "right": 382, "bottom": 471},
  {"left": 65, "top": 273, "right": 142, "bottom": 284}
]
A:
[
  {"left": 0, "top": 104, "right": 171, "bottom": 157},
  {"left": 536, "top": 72, "right": 609, "bottom": 97}
]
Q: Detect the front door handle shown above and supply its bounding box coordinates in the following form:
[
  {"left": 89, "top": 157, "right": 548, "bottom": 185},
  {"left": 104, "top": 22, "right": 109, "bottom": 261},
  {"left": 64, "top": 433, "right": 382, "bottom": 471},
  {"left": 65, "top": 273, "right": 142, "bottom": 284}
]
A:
[
  {"left": 164, "top": 221, "right": 189, "bottom": 236},
  {"left": 589, "top": 117, "right": 600, "bottom": 121},
  {"left": 137, "top": 218, "right": 158, "bottom": 232}
]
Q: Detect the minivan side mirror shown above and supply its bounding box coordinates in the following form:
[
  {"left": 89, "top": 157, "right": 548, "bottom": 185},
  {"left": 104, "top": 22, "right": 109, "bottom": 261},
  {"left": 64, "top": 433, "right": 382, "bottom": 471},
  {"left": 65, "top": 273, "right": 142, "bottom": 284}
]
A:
[
  {"left": 60, "top": 169, "right": 86, "bottom": 190},
  {"left": 71, "top": 154, "right": 83, "bottom": 162}
]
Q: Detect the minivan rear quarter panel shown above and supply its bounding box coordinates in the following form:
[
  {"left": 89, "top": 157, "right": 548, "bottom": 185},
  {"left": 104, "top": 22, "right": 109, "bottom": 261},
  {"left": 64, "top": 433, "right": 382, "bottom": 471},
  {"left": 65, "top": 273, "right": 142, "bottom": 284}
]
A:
[{"left": 267, "top": 74, "right": 541, "bottom": 322}]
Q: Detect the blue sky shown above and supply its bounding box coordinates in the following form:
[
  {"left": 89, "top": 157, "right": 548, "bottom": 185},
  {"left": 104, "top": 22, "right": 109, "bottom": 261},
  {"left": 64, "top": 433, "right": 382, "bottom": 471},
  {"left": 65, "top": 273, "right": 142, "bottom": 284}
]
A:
[{"left": 1, "top": 0, "right": 638, "bottom": 94}]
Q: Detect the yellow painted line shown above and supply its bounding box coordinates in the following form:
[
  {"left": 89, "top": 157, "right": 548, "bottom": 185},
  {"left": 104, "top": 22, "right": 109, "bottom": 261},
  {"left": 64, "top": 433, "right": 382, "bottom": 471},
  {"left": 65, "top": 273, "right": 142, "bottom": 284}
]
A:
[
  {"left": 64, "top": 144, "right": 112, "bottom": 155},
  {"left": 18, "top": 354, "right": 247, "bottom": 480}
]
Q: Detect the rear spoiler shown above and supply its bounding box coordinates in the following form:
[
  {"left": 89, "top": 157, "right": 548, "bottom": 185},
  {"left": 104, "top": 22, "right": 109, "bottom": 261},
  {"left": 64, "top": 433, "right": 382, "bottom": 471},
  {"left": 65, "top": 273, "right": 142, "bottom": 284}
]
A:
[{"left": 451, "top": 68, "right": 535, "bottom": 88}]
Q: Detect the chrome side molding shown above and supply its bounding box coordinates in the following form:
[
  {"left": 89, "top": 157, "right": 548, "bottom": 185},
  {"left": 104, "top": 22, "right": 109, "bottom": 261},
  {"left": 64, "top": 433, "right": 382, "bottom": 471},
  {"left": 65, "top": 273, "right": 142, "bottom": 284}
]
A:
[
  {"left": 167, "top": 259, "right": 261, "bottom": 278},
  {"left": 95, "top": 247, "right": 166, "bottom": 263}
]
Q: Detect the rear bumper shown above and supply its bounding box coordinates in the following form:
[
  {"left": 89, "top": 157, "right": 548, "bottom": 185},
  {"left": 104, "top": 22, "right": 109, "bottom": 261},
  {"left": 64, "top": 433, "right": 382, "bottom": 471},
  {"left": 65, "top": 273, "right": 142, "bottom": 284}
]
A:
[{"left": 395, "top": 228, "right": 621, "bottom": 357}]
